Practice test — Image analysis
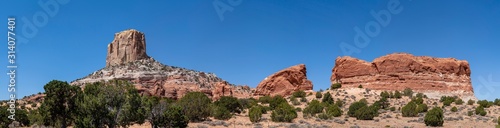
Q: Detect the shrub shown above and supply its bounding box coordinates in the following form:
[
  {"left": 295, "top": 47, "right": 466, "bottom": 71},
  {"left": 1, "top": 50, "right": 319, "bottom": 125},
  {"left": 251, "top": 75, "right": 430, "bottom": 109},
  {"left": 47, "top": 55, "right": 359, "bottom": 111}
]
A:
[
  {"left": 335, "top": 100, "right": 344, "bottom": 107},
  {"left": 300, "top": 97, "right": 307, "bottom": 102},
  {"left": 271, "top": 102, "right": 297, "bottom": 122},
  {"left": 380, "top": 91, "right": 390, "bottom": 99},
  {"left": 270, "top": 95, "right": 287, "bottom": 109},
  {"left": 315, "top": 92, "right": 322, "bottom": 99},
  {"left": 325, "top": 104, "right": 343, "bottom": 117},
  {"left": 451, "top": 106, "right": 458, "bottom": 112},
  {"left": 394, "top": 91, "right": 402, "bottom": 99},
  {"left": 259, "top": 96, "right": 272, "bottom": 104},
  {"left": 455, "top": 98, "right": 464, "bottom": 105},
  {"left": 291, "top": 97, "right": 300, "bottom": 106},
  {"left": 348, "top": 101, "right": 367, "bottom": 117},
  {"left": 239, "top": 98, "right": 258, "bottom": 109},
  {"left": 211, "top": 104, "right": 232, "bottom": 120},
  {"left": 475, "top": 106, "right": 486, "bottom": 116},
  {"left": 416, "top": 104, "right": 428, "bottom": 113},
  {"left": 303, "top": 100, "right": 324, "bottom": 117},
  {"left": 467, "top": 99, "right": 475, "bottom": 105},
  {"left": 178, "top": 92, "right": 212, "bottom": 122},
  {"left": 331, "top": 83, "right": 342, "bottom": 90},
  {"left": 164, "top": 105, "right": 189, "bottom": 128},
  {"left": 468, "top": 111, "right": 473, "bottom": 116},
  {"left": 317, "top": 113, "right": 330, "bottom": 120},
  {"left": 296, "top": 107, "right": 302, "bottom": 112},
  {"left": 292, "top": 90, "right": 307, "bottom": 98},
  {"left": 358, "top": 85, "right": 363, "bottom": 88},
  {"left": 495, "top": 99, "right": 500, "bottom": 106},
  {"left": 424, "top": 107, "right": 444, "bottom": 127},
  {"left": 415, "top": 93, "right": 424, "bottom": 99},
  {"left": 322, "top": 92, "right": 334, "bottom": 105},
  {"left": 412, "top": 97, "right": 424, "bottom": 105},
  {"left": 390, "top": 107, "right": 396, "bottom": 111},
  {"left": 403, "top": 88, "right": 413, "bottom": 97},
  {"left": 354, "top": 105, "right": 378, "bottom": 120},
  {"left": 249, "top": 106, "right": 263, "bottom": 123},
  {"left": 31, "top": 103, "right": 37, "bottom": 108},
  {"left": 440, "top": 96, "right": 456, "bottom": 106},
  {"left": 477, "top": 100, "right": 492, "bottom": 108},
  {"left": 214, "top": 96, "right": 243, "bottom": 114},
  {"left": 402, "top": 102, "right": 418, "bottom": 117}
]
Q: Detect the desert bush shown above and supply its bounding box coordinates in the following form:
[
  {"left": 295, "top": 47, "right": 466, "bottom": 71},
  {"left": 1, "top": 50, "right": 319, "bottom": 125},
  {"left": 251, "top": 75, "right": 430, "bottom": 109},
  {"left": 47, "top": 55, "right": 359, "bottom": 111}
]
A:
[
  {"left": 455, "top": 98, "right": 464, "bottom": 105},
  {"left": 271, "top": 102, "right": 297, "bottom": 122},
  {"left": 467, "top": 111, "right": 473, "bottom": 116},
  {"left": 331, "top": 83, "right": 342, "bottom": 90},
  {"left": 214, "top": 96, "right": 243, "bottom": 114},
  {"left": 440, "top": 96, "right": 456, "bottom": 106},
  {"left": 415, "top": 93, "right": 425, "bottom": 99},
  {"left": 325, "top": 104, "right": 342, "bottom": 117},
  {"left": 322, "top": 92, "right": 334, "bottom": 105},
  {"left": 475, "top": 106, "right": 487, "bottom": 116},
  {"left": 477, "top": 100, "right": 492, "bottom": 108},
  {"left": 317, "top": 113, "right": 329, "bottom": 120},
  {"left": 269, "top": 95, "right": 287, "bottom": 109},
  {"left": 291, "top": 97, "right": 300, "bottom": 106},
  {"left": 424, "top": 107, "right": 444, "bottom": 127},
  {"left": 239, "top": 98, "right": 258, "bottom": 109},
  {"left": 315, "top": 92, "right": 322, "bottom": 99},
  {"left": 416, "top": 104, "right": 428, "bottom": 113},
  {"left": 358, "top": 85, "right": 363, "bottom": 88},
  {"left": 303, "top": 100, "right": 324, "bottom": 117},
  {"left": 390, "top": 107, "right": 396, "bottom": 111},
  {"left": 249, "top": 106, "right": 262, "bottom": 123},
  {"left": 354, "top": 105, "right": 378, "bottom": 120},
  {"left": 497, "top": 116, "right": 500, "bottom": 125},
  {"left": 296, "top": 107, "right": 302, "bottom": 112},
  {"left": 402, "top": 102, "right": 418, "bottom": 117},
  {"left": 292, "top": 90, "right": 307, "bottom": 98},
  {"left": 412, "top": 97, "right": 424, "bottom": 105},
  {"left": 211, "top": 104, "right": 232, "bottom": 120},
  {"left": 394, "top": 91, "right": 402, "bottom": 99},
  {"left": 467, "top": 99, "right": 475, "bottom": 105},
  {"left": 495, "top": 99, "right": 500, "bottom": 106},
  {"left": 451, "top": 106, "right": 458, "bottom": 112},
  {"left": 348, "top": 101, "right": 367, "bottom": 117},
  {"left": 178, "top": 92, "right": 212, "bottom": 122},
  {"left": 403, "top": 88, "right": 413, "bottom": 97},
  {"left": 380, "top": 91, "right": 390, "bottom": 99},
  {"left": 259, "top": 96, "right": 272, "bottom": 104},
  {"left": 335, "top": 100, "right": 344, "bottom": 107},
  {"left": 300, "top": 97, "right": 307, "bottom": 102}
]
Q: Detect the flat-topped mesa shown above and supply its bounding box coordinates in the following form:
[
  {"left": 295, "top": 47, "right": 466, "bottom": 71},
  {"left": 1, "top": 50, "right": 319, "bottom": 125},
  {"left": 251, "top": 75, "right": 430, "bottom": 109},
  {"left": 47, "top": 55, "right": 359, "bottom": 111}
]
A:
[
  {"left": 106, "top": 29, "right": 150, "bottom": 67},
  {"left": 254, "top": 64, "right": 313, "bottom": 97},
  {"left": 331, "top": 53, "right": 474, "bottom": 99}
]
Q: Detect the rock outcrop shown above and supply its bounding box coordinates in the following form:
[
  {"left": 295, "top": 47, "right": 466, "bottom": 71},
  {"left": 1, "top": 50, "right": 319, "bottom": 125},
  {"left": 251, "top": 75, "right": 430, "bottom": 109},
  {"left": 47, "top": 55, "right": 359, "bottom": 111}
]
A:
[
  {"left": 73, "top": 29, "right": 251, "bottom": 100},
  {"left": 331, "top": 53, "right": 474, "bottom": 99},
  {"left": 106, "top": 29, "right": 149, "bottom": 67},
  {"left": 254, "top": 64, "right": 313, "bottom": 96}
]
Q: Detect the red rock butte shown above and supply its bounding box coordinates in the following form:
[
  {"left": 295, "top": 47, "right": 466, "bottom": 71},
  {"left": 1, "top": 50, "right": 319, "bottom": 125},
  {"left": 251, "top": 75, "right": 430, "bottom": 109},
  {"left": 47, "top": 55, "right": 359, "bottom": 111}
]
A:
[
  {"left": 331, "top": 53, "right": 475, "bottom": 99},
  {"left": 254, "top": 64, "right": 313, "bottom": 96}
]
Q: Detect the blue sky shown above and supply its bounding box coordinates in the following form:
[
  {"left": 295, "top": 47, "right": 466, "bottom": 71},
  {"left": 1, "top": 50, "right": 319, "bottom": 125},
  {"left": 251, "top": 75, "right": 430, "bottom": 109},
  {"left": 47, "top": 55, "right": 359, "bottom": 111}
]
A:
[{"left": 1, "top": 0, "right": 499, "bottom": 100}]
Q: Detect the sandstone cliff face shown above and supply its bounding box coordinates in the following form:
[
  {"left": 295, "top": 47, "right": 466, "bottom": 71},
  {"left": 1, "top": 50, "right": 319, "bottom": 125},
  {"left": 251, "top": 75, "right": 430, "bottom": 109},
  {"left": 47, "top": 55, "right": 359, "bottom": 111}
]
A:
[
  {"left": 106, "top": 29, "right": 149, "bottom": 67},
  {"left": 331, "top": 53, "right": 474, "bottom": 99},
  {"left": 254, "top": 64, "right": 313, "bottom": 96},
  {"left": 73, "top": 29, "right": 251, "bottom": 100}
]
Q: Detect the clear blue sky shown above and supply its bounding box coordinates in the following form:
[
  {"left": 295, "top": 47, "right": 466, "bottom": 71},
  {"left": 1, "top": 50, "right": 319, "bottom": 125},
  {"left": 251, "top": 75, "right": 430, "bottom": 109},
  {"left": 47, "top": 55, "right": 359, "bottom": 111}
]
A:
[{"left": 1, "top": 0, "right": 499, "bottom": 100}]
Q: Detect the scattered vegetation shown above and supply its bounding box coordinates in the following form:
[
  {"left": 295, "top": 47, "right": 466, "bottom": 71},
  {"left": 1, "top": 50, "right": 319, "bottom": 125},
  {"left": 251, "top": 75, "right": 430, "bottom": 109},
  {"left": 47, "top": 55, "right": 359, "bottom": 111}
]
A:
[
  {"left": 475, "top": 106, "right": 487, "bottom": 116},
  {"left": 467, "top": 99, "right": 475, "bottom": 105},
  {"left": 451, "top": 106, "right": 458, "bottom": 112},
  {"left": 249, "top": 106, "right": 263, "bottom": 123},
  {"left": 303, "top": 100, "right": 324, "bottom": 117},
  {"left": 403, "top": 88, "right": 413, "bottom": 97},
  {"left": 402, "top": 101, "right": 418, "bottom": 117},
  {"left": 424, "top": 107, "right": 444, "bottom": 127},
  {"left": 348, "top": 100, "right": 368, "bottom": 117},
  {"left": 292, "top": 90, "right": 307, "bottom": 98},
  {"left": 322, "top": 92, "right": 334, "bottom": 105},
  {"left": 331, "top": 83, "right": 342, "bottom": 90},
  {"left": 271, "top": 102, "right": 297, "bottom": 122},
  {"left": 315, "top": 92, "right": 322, "bottom": 99}
]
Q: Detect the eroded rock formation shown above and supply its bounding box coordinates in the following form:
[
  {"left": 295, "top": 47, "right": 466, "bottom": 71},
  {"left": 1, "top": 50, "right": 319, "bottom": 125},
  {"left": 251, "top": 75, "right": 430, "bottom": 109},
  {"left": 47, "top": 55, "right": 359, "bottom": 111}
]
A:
[
  {"left": 331, "top": 53, "right": 474, "bottom": 99},
  {"left": 73, "top": 29, "right": 251, "bottom": 100},
  {"left": 254, "top": 64, "right": 313, "bottom": 96},
  {"left": 106, "top": 29, "right": 149, "bottom": 67}
]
